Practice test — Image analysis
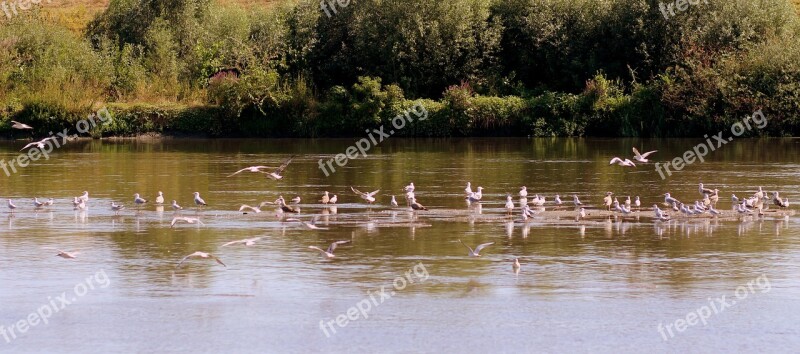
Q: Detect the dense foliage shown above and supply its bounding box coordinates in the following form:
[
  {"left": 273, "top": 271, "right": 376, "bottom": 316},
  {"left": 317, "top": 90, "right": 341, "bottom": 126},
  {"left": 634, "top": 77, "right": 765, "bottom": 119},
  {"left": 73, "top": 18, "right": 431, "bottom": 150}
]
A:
[{"left": 1, "top": 0, "right": 799, "bottom": 137}]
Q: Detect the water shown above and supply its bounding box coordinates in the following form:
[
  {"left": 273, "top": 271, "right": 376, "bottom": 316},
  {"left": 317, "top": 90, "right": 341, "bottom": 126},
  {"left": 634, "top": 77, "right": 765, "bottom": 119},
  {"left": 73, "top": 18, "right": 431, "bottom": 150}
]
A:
[{"left": 0, "top": 138, "right": 799, "bottom": 353}]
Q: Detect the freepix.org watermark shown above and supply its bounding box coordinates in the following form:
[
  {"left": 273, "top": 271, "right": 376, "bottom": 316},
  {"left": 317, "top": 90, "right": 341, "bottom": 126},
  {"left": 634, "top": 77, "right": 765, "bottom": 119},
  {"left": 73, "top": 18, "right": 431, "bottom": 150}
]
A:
[
  {"left": 319, "top": 262, "right": 429, "bottom": 338},
  {"left": 655, "top": 110, "right": 767, "bottom": 180},
  {"left": 657, "top": 274, "right": 770, "bottom": 341},
  {"left": 1, "top": 269, "right": 110, "bottom": 344},
  {"left": 1, "top": 108, "right": 112, "bottom": 177},
  {"left": 1, "top": 0, "right": 52, "bottom": 20},
  {"left": 320, "top": 0, "right": 350, "bottom": 18},
  {"left": 318, "top": 103, "right": 428, "bottom": 177},
  {"left": 658, "top": 0, "right": 709, "bottom": 20}
]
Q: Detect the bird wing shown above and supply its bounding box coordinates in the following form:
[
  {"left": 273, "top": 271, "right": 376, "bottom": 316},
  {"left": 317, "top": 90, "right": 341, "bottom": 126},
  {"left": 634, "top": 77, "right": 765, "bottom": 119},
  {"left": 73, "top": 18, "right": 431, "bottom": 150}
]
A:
[
  {"left": 308, "top": 246, "right": 328, "bottom": 255},
  {"left": 239, "top": 205, "right": 255, "bottom": 212},
  {"left": 222, "top": 240, "right": 244, "bottom": 247},
  {"left": 640, "top": 150, "right": 657, "bottom": 158},
  {"left": 170, "top": 217, "right": 181, "bottom": 227},
  {"left": 350, "top": 186, "right": 366, "bottom": 197},
  {"left": 176, "top": 254, "right": 194, "bottom": 268},
  {"left": 273, "top": 156, "right": 296, "bottom": 174},
  {"left": 211, "top": 255, "right": 226, "bottom": 267},
  {"left": 367, "top": 189, "right": 380, "bottom": 197},
  {"left": 227, "top": 168, "right": 251, "bottom": 177},
  {"left": 609, "top": 157, "right": 622, "bottom": 165},
  {"left": 20, "top": 142, "right": 38, "bottom": 151},
  {"left": 474, "top": 242, "right": 495, "bottom": 253},
  {"left": 632, "top": 147, "right": 642, "bottom": 158},
  {"left": 458, "top": 240, "right": 474, "bottom": 254},
  {"left": 327, "top": 240, "right": 351, "bottom": 253},
  {"left": 624, "top": 159, "right": 636, "bottom": 167}
]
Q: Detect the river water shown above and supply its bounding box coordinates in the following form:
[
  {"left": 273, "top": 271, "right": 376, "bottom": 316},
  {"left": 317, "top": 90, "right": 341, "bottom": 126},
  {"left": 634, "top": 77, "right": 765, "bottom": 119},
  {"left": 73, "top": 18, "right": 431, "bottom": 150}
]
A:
[{"left": 0, "top": 138, "right": 798, "bottom": 353}]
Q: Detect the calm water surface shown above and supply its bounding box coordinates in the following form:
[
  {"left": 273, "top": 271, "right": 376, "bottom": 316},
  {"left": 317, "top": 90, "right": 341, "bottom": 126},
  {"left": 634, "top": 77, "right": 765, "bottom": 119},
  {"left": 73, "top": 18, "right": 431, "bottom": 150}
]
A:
[{"left": 0, "top": 138, "right": 799, "bottom": 353}]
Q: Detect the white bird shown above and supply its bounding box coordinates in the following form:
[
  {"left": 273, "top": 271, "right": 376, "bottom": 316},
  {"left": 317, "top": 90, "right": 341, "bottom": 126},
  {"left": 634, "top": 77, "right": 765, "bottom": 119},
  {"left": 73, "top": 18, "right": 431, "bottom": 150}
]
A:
[
  {"left": 79, "top": 191, "right": 89, "bottom": 203},
  {"left": 134, "top": 193, "right": 148, "bottom": 207},
  {"left": 351, "top": 186, "right": 379, "bottom": 204},
  {"left": 573, "top": 194, "right": 582, "bottom": 206},
  {"left": 176, "top": 251, "right": 226, "bottom": 268},
  {"left": 699, "top": 183, "right": 714, "bottom": 196},
  {"left": 155, "top": 191, "right": 165, "bottom": 204},
  {"left": 239, "top": 204, "right": 262, "bottom": 214},
  {"left": 578, "top": 207, "right": 586, "bottom": 219},
  {"left": 321, "top": 191, "right": 330, "bottom": 204},
  {"left": 554, "top": 195, "right": 562, "bottom": 205},
  {"left": 609, "top": 157, "right": 636, "bottom": 167},
  {"left": 409, "top": 197, "right": 428, "bottom": 211},
  {"left": 519, "top": 186, "right": 528, "bottom": 198},
  {"left": 504, "top": 194, "right": 514, "bottom": 216},
  {"left": 56, "top": 250, "right": 79, "bottom": 259},
  {"left": 458, "top": 240, "right": 494, "bottom": 257},
  {"left": 512, "top": 258, "right": 521, "bottom": 274},
  {"left": 286, "top": 217, "right": 328, "bottom": 230},
  {"left": 227, "top": 165, "right": 273, "bottom": 177},
  {"left": 308, "top": 240, "right": 351, "bottom": 258},
  {"left": 329, "top": 195, "right": 338, "bottom": 204},
  {"left": 653, "top": 205, "right": 669, "bottom": 220},
  {"left": 171, "top": 200, "right": 183, "bottom": 211},
  {"left": 262, "top": 155, "right": 296, "bottom": 180},
  {"left": 632, "top": 147, "right": 657, "bottom": 163},
  {"left": 110, "top": 202, "right": 125, "bottom": 214},
  {"left": 33, "top": 198, "right": 44, "bottom": 208},
  {"left": 291, "top": 196, "right": 301, "bottom": 204},
  {"left": 20, "top": 136, "right": 58, "bottom": 151},
  {"left": 404, "top": 183, "right": 415, "bottom": 193},
  {"left": 465, "top": 182, "right": 473, "bottom": 195},
  {"left": 664, "top": 193, "right": 680, "bottom": 206},
  {"left": 7, "top": 199, "right": 17, "bottom": 212},
  {"left": 72, "top": 197, "right": 85, "bottom": 210},
  {"left": 466, "top": 192, "right": 481, "bottom": 203},
  {"left": 755, "top": 186, "right": 765, "bottom": 200},
  {"left": 708, "top": 206, "right": 721, "bottom": 215},
  {"left": 634, "top": 196, "right": 641, "bottom": 209},
  {"left": 43, "top": 198, "right": 54, "bottom": 207},
  {"left": 625, "top": 196, "right": 632, "bottom": 209},
  {"left": 522, "top": 205, "right": 535, "bottom": 220},
  {"left": 171, "top": 216, "right": 205, "bottom": 228},
  {"left": 473, "top": 187, "right": 483, "bottom": 200},
  {"left": 222, "top": 237, "right": 265, "bottom": 247},
  {"left": 390, "top": 195, "right": 399, "bottom": 207},
  {"left": 11, "top": 120, "right": 33, "bottom": 130},
  {"left": 193, "top": 192, "right": 207, "bottom": 207},
  {"left": 773, "top": 192, "right": 789, "bottom": 208}
]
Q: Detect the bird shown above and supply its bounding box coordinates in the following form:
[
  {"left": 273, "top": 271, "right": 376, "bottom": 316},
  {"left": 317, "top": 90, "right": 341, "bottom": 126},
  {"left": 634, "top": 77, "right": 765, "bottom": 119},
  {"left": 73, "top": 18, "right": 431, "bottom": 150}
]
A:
[
  {"left": 351, "top": 186, "right": 379, "bottom": 204},
  {"left": 634, "top": 196, "right": 641, "bottom": 210},
  {"left": 504, "top": 194, "right": 514, "bottom": 216},
  {"left": 578, "top": 207, "right": 586, "bottom": 219},
  {"left": 409, "top": 197, "right": 428, "bottom": 211},
  {"left": 193, "top": 192, "right": 207, "bottom": 207},
  {"left": 473, "top": 187, "right": 484, "bottom": 200},
  {"left": 176, "top": 252, "right": 226, "bottom": 268},
  {"left": 155, "top": 191, "right": 165, "bottom": 204},
  {"left": 653, "top": 205, "right": 669, "bottom": 220},
  {"left": 286, "top": 217, "right": 328, "bottom": 230},
  {"left": 603, "top": 192, "right": 613, "bottom": 211},
  {"left": 308, "top": 240, "right": 351, "bottom": 258},
  {"left": 20, "top": 137, "right": 58, "bottom": 151},
  {"left": 72, "top": 197, "right": 85, "bottom": 210},
  {"left": 512, "top": 258, "right": 521, "bottom": 274},
  {"left": 458, "top": 240, "right": 494, "bottom": 257},
  {"left": 79, "top": 191, "right": 89, "bottom": 203},
  {"left": 291, "top": 196, "right": 301, "bottom": 204},
  {"left": 171, "top": 200, "right": 183, "bottom": 211},
  {"left": 222, "top": 237, "right": 265, "bottom": 247},
  {"left": 731, "top": 194, "right": 739, "bottom": 204},
  {"left": 699, "top": 183, "right": 715, "bottom": 196},
  {"left": 11, "top": 121, "right": 33, "bottom": 130},
  {"left": 110, "top": 202, "right": 125, "bottom": 214},
  {"left": 56, "top": 250, "right": 78, "bottom": 259},
  {"left": 708, "top": 206, "right": 721, "bottom": 215},
  {"left": 320, "top": 191, "right": 330, "bottom": 204},
  {"left": 33, "top": 198, "right": 44, "bottom": 208},
  {"left": 238, "top": 204, "right": 262, "bottom": 214},
  {"left": 262, "top": 155, "right": 296, "bottom": 180},
  {"left": 755, "top": 186, "right": 765, "bottom": 200},
  {"left": 133, "top": 193, "right": 147, "bottom": 207},
  {"left": 632, "top": 147, "right": 657, "bottom": 163},
  {"left": 171, "top": 216, "right": 205, "bottom": 227},
  {"left": 519, "top": 186, "right": 528, "bottom": 198},
  {"left": 466, "top": 192, "right": 481, "bottom": 204},
  {"left": 276, "top": 197, "right": 299, "bottom": 213},
  {"left": 609, "top": 157, "right": 636, "bottom": 167},
  {"left": 664, "top": 193, "right": 680, "bottom": 206},
  {"left": 390, "top": 195, "right": 399, "bottom": 207},
  {"left": 554, "top": 195, "right": 563, "bottom": 205},
  {"left": 465, "top": 182, "right": 472, "bottom": 196},
  {"left": 227, "top": 165, "right": 273, "bottom": 177},
  {"left": 404, "top": 183, "right": 415, "bottom": 193},
  {"left": 43, "top": 198, "right": 54, "bottom": 207},
  {"left": 573, "top": 194, "right": 582, "bottom": 206},
  {"left": 773, "top": 192, "right": 789, "bottom": 208},
  {"left": 329, "top": 195, "right": 338, "bottom": 204},
  {"left": 625, "top": 196, "right": 632, "bottom": 209},
  {"left": 7, "top": 199, "right": 17, "bottom": 213}
]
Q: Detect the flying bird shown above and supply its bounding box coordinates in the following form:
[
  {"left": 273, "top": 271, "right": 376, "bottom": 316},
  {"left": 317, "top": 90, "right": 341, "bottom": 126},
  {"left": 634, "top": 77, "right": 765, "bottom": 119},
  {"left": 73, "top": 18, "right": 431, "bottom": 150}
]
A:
[
  {"left": 171, "top": 217, "right": 205, "bottom": 227},
  {"left": 308, "top": 240, "right": 351, "bottom": 258},
  {"left": 609, "top": 157, "right": 636, "bottom": 167},
  {"left": 227, "top": 165, "right": 273, "bottom": 177},
  {"left": 285, "top": 217, "right": 328, "bottom": 230},
  {"left": 222, "top": 237, "right": 265, "bottom": 247},
  {"left": 458, "top": 240, "right": 495, "bottom": 257},
  {"left": 11, "top": 120, "right": 33, "bottom": 130},
  {"left": 20, "top": 137, "right": 58, "bottom": 151},
  {"left": 176, "top": 252, "right": 226, "bottom": 268},
  {"left": 56, "top": 250, "right": 79, "bottom": 259},
  {"left": 351, "top": 186, "right": 380, "bottom": 204},
  {"left": 262, "top": 155, "right": 296, "bottom": 180},
  {"left": 632, "top": 147, "right": 657, "bottom": 163}
]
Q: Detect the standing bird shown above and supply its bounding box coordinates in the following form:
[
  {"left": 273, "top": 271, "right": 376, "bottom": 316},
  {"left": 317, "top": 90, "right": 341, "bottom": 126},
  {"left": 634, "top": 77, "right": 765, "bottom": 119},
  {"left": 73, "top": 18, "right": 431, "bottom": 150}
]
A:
[
  {"left": 33, "top": 198, "right": 45, "bottom": 209},
  {"left": 773, "top": 192, "right": 789, "bottom": 208},
  {"left": 110, "top": 202, "right": 125, "bottom": 215},
  {"left": 573, "top": 195, "right": 583, "bottom": 206},
  {"left": 155, "top": 191, "right": 165, "bottom": 205},
  {"left": 321, "top": 191, "right": 330, "bottom": 204},
  {"left": 632, "top": 147, "right": 657, "bottom": 163},
  {"left": 603, "top": 192, "right": 614, "bottom": 211},
  {"left": 43, "top": 198, "right": 54, "bottom": 207},
  {"left": 458, "top": 240, "right": 495, "bottom": 257},
  {"left": 308, "top": 240, "right": 351, "bottom": 258},
  {"left": 171, "top": 200, "right": 183, "bottom": 211},
  {"left": 193, "top": 192, "right": 207, "bottom": 207},
  {"left": 625, "top": 196, "right": 632, "bottom": 209},
  {"left": 634, "top": 196, "right": 641, "bottom": 211},
  {"left": 79, "top": 191, "right": 89, "bottom": 203},
  {"left": 56, "top": 250, "right": 79, "bottom": 259},
  {"left": 176, "top": 252, "right": 226, "bottom": 268},
  {"left": 554, "top": 195, "right": 563, "bottom": 205},
  {"left": 512, "top": 258, "right": 521, "bottom": 274},
  {"left": 8, "top": 199, "right": 17, "bottom": 213},
  {"left": 465, "top": 182, "right": 473, "bottom": 196},
  {"left": 404, "top": 183, "right": 415, "bottom": 193},
  {"left": 409, "top": 197, "right": 428, "bottom": 211},
  {"left": 391, "top": 195, "right": 399, "bottom": 207},
  {"left": 134, "top": 193, "right": 148, "bottom": 207},
  {"left": 699, "top": 183, "right": 715, "bottom": 196},
  {"left": 329, "top": 195, "right": 338, "bottom": 204},
  {"left": 519, "top": 186, "right": 528, "bottom": 198},
  {"left": 505, "top": 194, "right": 514, "bottom": 216},
  {"left": 578, "top": 207, "right": 586, "bottom": 220},
  {"left": 291, "top": 196, "right": 301, "bottom": 205}
]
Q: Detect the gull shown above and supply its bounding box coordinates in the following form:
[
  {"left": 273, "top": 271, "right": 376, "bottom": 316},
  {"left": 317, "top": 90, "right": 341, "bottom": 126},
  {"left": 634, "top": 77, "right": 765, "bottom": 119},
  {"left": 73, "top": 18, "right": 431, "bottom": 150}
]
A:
[
  {"left": 391, "top": 195, "right": 399, "bottom": 207},
  {"left": 33, "top": 198, "right": 45, "bottom": 208},
  {"left": 20, "top": 137, "right": 58, "bottom": 151},
  {"left": 654, "top": 205, "right": 669, "bottom": 220},
  {"left": 458, "top": 240, "right": 494, "bottom": 257},
  {"left": 465, "top": 182, "right": 472, "bottom": 195},
  {"left": 321, "top": 191, "right": 330, "bottom": 204},
  {"left": 156, "top": 191, "right": 165, "bottom": 204},
  {"left": 578, "top": 207, "right": 586, "bottom": 219},
  {"left": 505, "top": 195, "right": 514, "bottom": 216},
  {"left": 632, "top": 147, "right": 657, "bottom": 163},
  {"left": 522, "top": 205, "right": 535, "bottom": 220},
  {"left": 466, "top": 192, "right": 481, "bottom": 203},
  {"left": 404, "top": 183, "right": 415, "bottom": 193},
  {"left": 286, "top": 217, "right": 328, "bottom": 230},
  {"left": 531, "top": 195, "right": 545, "bottom": 207},
  {"left": 694, "top": 200, "right": 706, "bottom": 211},
  {"left": 239, "top": 204, "right": 262, "bottom": 214},
  {"left": 473, "top": 187, "right": 483, "bottom": 200},
  {"left": 513, "top": 258, "right": 521, "bottom": 274},
  {"left": 603, "top": 192, "right": 613, "bottom": 211},
  {"left": 755, "top": 186, "right": 765, "bottom": 200},
  {"left": 171, "top": 200, "right": 183, "bottom": 211},
  {"left": 277, "top": 198, "right": 299, "bottom": 213},
  {"left": 176, "top": 252, "right": 226, "bottom": 268},
  {"left": 56, "top": 250, "right": 79, "bottom": 259},
  {"left": 227, "top": 165, "right": 273, "bottom": 177},
  {"left": 519, "top": 186, "right": 528, "bottom": 198},
  {"left": 409, "top": 197, "right": 428, "bottom": 211},
  {"left": 262, "top": 155, "right": 296, "bottom": 180},
  {"left": 79, "top": 191, "right": 89, "bottom": 203},
  {"left": 171, "top": 216, "right": 205, "bottom": 228},
  {"left": 554, "top": 195, "right": 563, "bottom": 205},
  {"left": 664, "top": 193, "right": 680, "bottom": 206},
  {"left": 7, "top": 199, "right": 17, "bottom": 213},
  {"left": 73, "top": 197, "right": 85, "bottom": 210},
  {"left": 291, "top": 196, "right": 301, "bottom": 204},
  {"left": 222, "top": 237, "right": 265, "bottom": 247},
  {"left": 11, "top": 121, "right": 33, "bottom": 130},
  {"left": 609, "top": 157, "right": 636, "bottom": 167},
  {"left": 708, "top": 206, "right": 721, "bottom": 215},
  {"left": 134, "top": 193, "right": 148, "bottom": 207},
  {"left": 110, "top": 202, "right": 125, "bottom": 214},
  {"left": 329, "top": 195, "right": 338, "bottom": 204},
  {"left": 731, "top": 194, "right": 739, "bottom": 204},
  {"left": 573, "top": 195, "right": 582, "bottom": 206},
  {"left": 773, "top": 192, "right": 789, "bottom": 208},
  {"left": 193, "top": 192, "right": 207, "bottom": 207},
  {"left": 351, "top": 187, "right": 379, "bottom": 204},
  {"left": 699, "top": 183, "right": 714, "bottom": 196},
  {"left": 625, "top": 196, "right": 632, "bottom": 209},
  {"left": 634, "top": 196, "right": 641, "bottom": 210},
  {"left": 43, "top": 198, "right": 54, "bottom": 207},
  {"left": 308, "top": 240, "right": 351, "bottom": 258}
]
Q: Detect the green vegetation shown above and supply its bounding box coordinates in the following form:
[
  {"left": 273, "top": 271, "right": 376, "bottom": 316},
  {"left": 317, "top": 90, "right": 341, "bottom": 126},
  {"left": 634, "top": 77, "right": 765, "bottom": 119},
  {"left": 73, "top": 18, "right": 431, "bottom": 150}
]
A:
[{"left": 1, "top": 0, "right": 800, "bottom": 137}]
